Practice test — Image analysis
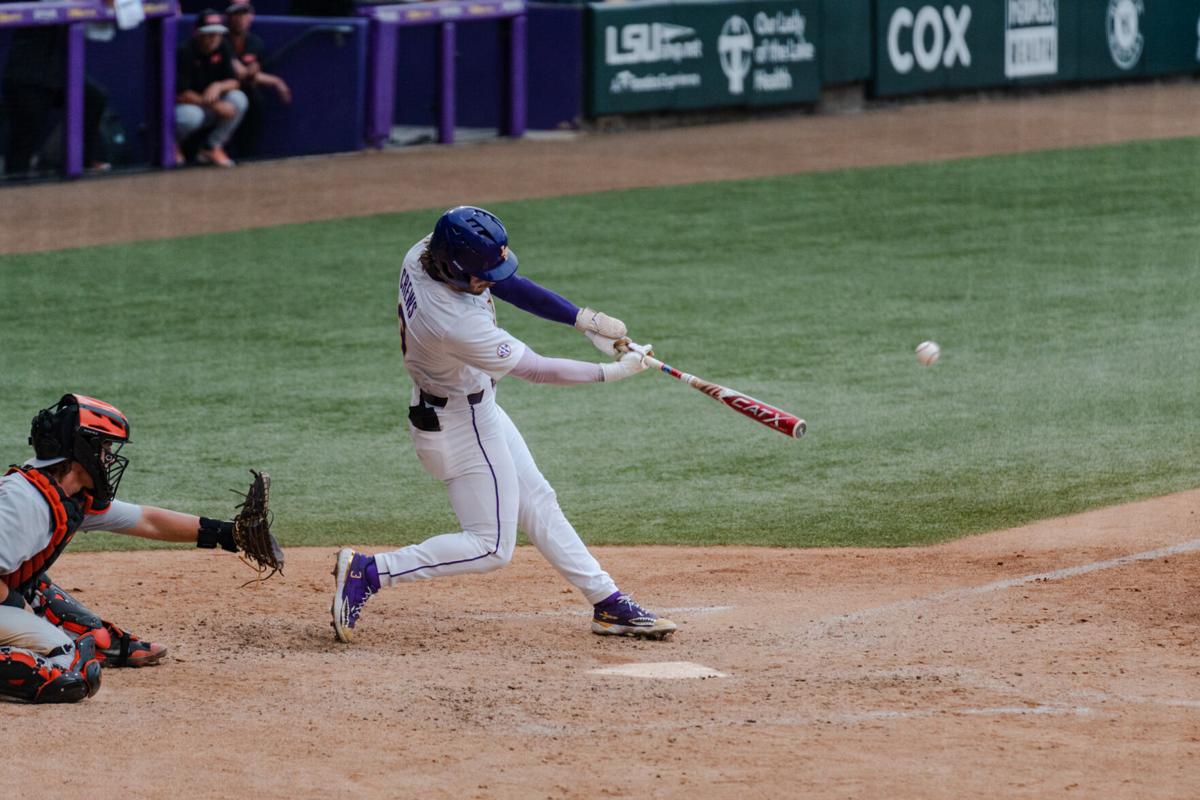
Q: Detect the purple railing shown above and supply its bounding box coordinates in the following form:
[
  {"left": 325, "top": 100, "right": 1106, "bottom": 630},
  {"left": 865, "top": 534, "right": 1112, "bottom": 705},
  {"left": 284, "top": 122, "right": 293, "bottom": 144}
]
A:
[{"left": 356, "top": 0, "right": 526, "bottom": 146}]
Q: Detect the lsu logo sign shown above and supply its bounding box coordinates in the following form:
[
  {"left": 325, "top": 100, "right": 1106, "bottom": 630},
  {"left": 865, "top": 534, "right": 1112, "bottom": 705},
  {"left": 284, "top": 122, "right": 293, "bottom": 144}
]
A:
[
  {"left": 887, "top": 4, "right": 973, "bottom": 74},
  {"left": 604, "top": 22, "right": 703, "bottom": 66}
]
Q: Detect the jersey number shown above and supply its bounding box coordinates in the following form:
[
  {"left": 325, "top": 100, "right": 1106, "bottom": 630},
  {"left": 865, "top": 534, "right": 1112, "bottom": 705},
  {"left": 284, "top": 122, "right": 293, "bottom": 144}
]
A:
[{"left": 397, "top": 303, "right": 408, "bottom": 355}]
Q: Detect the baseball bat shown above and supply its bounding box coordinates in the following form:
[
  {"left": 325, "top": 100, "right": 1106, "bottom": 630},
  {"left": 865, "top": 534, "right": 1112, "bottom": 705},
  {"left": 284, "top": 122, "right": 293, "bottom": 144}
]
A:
[{"left": 620, "top": 342, "right": 806, "bottom": 438}]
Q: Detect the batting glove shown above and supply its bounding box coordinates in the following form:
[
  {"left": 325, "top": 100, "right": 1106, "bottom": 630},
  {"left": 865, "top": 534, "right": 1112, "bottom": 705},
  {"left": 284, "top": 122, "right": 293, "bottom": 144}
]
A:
[
  {"left": 575, "top": 307, "right": 627, "bottom": 340},
  {"left": 599, "top": 346, "right": 652, "bottom": 382}
]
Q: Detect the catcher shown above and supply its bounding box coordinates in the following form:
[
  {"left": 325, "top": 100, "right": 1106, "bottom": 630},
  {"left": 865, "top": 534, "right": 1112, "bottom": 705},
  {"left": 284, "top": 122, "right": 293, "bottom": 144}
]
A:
[{"left": 0, "top": 393, "right": 282, "bottom": 703}]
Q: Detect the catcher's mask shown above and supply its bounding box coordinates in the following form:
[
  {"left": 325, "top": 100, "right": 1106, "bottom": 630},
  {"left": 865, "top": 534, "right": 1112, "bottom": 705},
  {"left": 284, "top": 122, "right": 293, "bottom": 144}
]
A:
[
  {"left": 29, "top": 393, "right": 130, "bottom": 509},
  {"left": 427, "top": 206, "right": 519, "bottom": 291}
]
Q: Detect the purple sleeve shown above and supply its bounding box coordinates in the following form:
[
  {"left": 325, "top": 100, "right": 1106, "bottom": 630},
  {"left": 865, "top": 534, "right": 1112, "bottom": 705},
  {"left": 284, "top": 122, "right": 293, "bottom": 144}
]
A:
[
  {"left": 508, "top": 348, "right": 603, "bottom": 385},
  {"left": 491, "top": 275, "right": 579, "bottom": 326}
]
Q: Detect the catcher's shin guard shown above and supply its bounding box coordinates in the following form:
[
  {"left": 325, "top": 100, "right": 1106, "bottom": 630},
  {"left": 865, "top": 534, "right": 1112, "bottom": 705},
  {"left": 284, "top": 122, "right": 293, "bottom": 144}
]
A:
[
  {"left": 30, "top": 575, "right": 104, "bottom": 637},
  {"left": 32, "top": 575, "right": 167, "bottom": 668},
  {"left": 0, "top": 643, "right": 100, "bottom": 703}
]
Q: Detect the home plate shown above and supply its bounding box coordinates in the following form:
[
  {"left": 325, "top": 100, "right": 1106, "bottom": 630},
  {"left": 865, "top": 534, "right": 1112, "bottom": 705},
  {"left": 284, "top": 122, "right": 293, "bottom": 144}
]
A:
[{"left": 588, "top": 661, "right": 728, "bottom": 679}]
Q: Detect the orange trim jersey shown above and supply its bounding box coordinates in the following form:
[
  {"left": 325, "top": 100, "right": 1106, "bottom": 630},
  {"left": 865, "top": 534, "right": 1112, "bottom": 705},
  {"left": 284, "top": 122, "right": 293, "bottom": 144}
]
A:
[
  {"left": 0, "top": 467, "right": 84, "bottom": 593},
  {"left": 0, "top": 466, "right": 142, "bottom": 595}
]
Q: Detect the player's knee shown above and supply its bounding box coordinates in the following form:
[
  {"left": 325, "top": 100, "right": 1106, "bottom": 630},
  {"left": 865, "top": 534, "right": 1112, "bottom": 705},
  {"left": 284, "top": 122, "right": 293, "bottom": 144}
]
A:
[
  {"left": 494, "top": 531, "right": 516, "bottom": 565},
  {"left": 469, "top": 522, "right": 516, "bottom": 569},
  {"left": 0, "top": 645, "right": 100, "bottom": 704},
  {"left": 524, "top": 481, "right": 559, "bottom": 510}
]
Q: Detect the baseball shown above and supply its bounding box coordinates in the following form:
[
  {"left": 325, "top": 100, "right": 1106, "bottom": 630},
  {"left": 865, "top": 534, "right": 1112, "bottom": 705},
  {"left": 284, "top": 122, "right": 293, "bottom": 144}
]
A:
[{"left": 915, "top": 340, "right": 940, "bottom": 366}]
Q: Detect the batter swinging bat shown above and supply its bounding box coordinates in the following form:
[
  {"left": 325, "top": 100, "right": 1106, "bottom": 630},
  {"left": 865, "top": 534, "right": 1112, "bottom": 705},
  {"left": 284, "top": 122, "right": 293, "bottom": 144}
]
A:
[{"left": 621, "top": 342, "right": 806, "bottom": 438}]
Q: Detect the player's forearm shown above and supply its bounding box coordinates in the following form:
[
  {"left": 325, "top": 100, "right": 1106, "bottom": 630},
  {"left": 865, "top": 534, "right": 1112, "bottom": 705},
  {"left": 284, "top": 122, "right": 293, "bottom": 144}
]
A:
[
  {"left": 123, "top": 506, "right": 202, "bottom": 543},
  {"left": 508, "top": 348, "right": 602, "bottom": 385},
  {"left": 490, "top": 275, "right": 578, "bottom": 325}
]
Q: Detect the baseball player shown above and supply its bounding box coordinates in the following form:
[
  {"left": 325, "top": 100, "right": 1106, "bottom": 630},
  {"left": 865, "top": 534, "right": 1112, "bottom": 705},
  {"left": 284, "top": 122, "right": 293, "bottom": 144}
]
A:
[
  {"left": 0, "top": 393, "right": 267, "bottom": 703},
  {"left": 331, "top": 206, "right": 675, "bottom": 642}
]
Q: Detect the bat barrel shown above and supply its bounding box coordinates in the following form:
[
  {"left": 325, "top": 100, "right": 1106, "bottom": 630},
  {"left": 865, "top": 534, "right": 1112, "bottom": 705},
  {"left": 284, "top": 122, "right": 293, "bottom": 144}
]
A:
[{"left": 624, "top": 342, "right": 805, "bottom": 439}]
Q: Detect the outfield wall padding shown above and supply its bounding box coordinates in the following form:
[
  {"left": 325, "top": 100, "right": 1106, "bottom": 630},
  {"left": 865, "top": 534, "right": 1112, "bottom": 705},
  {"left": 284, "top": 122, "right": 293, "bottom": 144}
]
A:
[
  {"left": 873, "top": 0, "right": 1200, "bottom": 98},
  {"left": 588, "top": 0, "right": 822, "bottom": 115}
]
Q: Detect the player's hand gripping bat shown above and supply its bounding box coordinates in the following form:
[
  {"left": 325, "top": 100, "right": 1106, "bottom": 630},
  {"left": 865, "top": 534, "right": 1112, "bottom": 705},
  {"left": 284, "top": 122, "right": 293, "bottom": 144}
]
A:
[{"left": 619, "top": 341, "right": 806, "bottom": 438}]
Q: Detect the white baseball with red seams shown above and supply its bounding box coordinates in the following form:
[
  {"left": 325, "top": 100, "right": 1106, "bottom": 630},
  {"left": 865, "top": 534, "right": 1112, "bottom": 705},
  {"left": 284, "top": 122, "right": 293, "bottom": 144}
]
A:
[{"left": 916, "top": 340, "right": 941, "bottom": 366}]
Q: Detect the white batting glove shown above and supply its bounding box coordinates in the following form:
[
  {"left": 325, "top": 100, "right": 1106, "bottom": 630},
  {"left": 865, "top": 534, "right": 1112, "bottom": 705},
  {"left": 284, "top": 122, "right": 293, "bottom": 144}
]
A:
[
  {"left": 599, "top": 345, "right": 652, "bottom": 382},
  {"left": 584, "top": 331, "right": 629, "bottom": 357},
  {"left": 575, "top": 307, "right": 627, "bottom": 339}
]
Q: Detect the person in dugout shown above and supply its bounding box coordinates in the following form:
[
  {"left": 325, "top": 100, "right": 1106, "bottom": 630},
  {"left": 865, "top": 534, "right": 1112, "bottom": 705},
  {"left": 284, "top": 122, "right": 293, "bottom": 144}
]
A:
[
  {"left": 225, "top": 2, "right": 291, "bottom": 158},
  {"left": 174, "top": 9, "right": 247, "bottom": 167}
]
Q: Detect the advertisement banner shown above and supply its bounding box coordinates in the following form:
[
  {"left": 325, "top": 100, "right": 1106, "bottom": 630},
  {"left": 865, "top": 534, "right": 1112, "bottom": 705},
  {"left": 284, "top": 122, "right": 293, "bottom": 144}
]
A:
[
  {"left": 874, "top": 0, "right": 1002, "bottom": 96},
  {"left": 588, "top": 0, "right": 821, "bottom": 115},
  {"left": 875, "top": 0, "right": 1081, "bottom": 96},
  {"left": 1077, "top": 0, "right": 1200, "bottom": 80}
]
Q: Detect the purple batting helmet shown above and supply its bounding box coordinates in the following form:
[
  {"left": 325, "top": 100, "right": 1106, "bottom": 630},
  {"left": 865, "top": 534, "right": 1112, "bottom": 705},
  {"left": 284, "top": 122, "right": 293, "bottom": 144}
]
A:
[{"left": 427, "top": 206, "right": 518, "bottom": 290}]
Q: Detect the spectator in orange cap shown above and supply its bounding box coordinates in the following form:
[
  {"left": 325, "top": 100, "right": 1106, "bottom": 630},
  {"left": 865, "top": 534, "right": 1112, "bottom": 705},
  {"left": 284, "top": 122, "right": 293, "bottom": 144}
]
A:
[{"left": 174, "top": 9, "right": 247, "bottom": 167}]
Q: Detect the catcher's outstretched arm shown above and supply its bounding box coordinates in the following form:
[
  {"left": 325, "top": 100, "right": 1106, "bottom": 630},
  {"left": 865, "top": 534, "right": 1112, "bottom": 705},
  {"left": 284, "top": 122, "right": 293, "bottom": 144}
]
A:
[{"left": 122, "top": 506, "right": 211, "bottom": 542}]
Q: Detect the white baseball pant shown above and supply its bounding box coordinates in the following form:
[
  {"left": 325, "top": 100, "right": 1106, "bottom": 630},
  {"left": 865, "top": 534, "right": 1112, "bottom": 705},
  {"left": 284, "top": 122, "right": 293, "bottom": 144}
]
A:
[{"left": 372, "top": 393, "right": 619, "bottom": 605}]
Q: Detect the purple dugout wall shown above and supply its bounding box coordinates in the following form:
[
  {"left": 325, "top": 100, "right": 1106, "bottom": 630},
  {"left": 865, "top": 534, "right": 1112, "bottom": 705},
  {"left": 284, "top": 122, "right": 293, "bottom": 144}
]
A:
[
  {"left": 390, "top": 3, "right": 582, "bottom": 132},
  {"left": 0, "top": 2, "right": 582, "bottom": 167}
]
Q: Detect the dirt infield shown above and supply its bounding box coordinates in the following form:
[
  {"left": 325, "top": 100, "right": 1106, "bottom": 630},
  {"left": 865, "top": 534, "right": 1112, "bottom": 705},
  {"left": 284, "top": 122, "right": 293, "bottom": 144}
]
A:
[{"left": 2, "top": 82, "right": 1199, "bottom": 797}]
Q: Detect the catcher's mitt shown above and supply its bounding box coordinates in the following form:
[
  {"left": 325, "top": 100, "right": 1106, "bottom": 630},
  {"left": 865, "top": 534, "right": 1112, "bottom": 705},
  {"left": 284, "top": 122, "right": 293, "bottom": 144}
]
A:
[{"left": 232, "top": 470, "right": 284, "bottom": 585}]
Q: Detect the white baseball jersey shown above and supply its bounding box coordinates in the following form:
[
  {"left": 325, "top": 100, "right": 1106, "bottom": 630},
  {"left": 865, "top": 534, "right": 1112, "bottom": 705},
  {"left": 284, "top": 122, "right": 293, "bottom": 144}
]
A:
[
  {"left": 370, "top": 237, "right": 619, "bottom": 605},
  {"left": 0, "top": 468, "right": 142, "bottom": 576},
  {"left": 397, "top": 237, "right": 527, "bottom": 400}
]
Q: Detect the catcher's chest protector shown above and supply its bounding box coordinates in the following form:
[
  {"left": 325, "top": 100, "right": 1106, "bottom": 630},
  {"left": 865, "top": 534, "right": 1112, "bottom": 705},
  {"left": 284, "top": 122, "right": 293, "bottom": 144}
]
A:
[{"left": 2, "top": 467, "right": 86, "bottom": 594}]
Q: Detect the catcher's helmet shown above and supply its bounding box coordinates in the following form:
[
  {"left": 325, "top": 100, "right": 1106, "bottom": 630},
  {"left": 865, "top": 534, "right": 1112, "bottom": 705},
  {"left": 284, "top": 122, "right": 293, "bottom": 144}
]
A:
[
  {"left": 427, "top": 206, "right": 518, "bottom": 290},
  {"left": 29, "top": 393, "right": 131, "bottom": 509}
]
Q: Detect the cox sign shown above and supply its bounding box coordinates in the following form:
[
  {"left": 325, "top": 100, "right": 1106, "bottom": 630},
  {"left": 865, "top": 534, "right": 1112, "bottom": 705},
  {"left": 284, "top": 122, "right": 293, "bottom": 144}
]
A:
[{"left": 887, "top": 4, "right": 973, "bottom": 74}]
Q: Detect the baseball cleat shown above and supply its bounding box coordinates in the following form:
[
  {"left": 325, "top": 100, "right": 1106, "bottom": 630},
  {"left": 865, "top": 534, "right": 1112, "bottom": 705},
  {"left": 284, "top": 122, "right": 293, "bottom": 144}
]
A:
[
  {"left": 97, "top": 621, "right": 168, "bottom": 668},
  {"left": 331, "top": 547, "right": 377, "bottom": 643},
  {"left": 591, "top": 592, "right": 676, "bottom": 640}
]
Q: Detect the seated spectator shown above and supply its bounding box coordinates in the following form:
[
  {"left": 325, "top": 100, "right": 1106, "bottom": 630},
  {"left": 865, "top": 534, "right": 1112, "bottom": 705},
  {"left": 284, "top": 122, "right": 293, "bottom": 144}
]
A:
[
  {"left": 2, "top": 14, "right": 112, "bottom": 176},
  {"left": 225, "top": 2, "right": 291, "bottom": 158},
  {"left": 174, "top": 10, "right": 247, "bottom": 167}
]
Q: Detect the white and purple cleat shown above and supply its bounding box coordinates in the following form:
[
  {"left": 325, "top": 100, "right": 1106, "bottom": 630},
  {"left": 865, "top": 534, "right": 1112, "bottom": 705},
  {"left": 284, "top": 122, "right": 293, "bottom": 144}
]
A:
[
  {"left": 331, "top": 547, "right": 379, "bottom": 643},
  {"left": 591, "top": 592, "right": 676, "bottom": 640}
]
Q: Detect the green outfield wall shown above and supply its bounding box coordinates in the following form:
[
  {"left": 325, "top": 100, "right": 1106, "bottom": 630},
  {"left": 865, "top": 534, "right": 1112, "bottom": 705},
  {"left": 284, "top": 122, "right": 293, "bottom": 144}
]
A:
[
  {"left": 584, "top": 0, "right": 1200, "bottom": 114},
  {"left": 588, "top": 0, "right": 822, "bottom": 114},
  {"left": 821, "top": 0, "right": 871, "bottom": 84},
  {"left": 874, "top": 0, "right": 1200, "bottom": 97}
]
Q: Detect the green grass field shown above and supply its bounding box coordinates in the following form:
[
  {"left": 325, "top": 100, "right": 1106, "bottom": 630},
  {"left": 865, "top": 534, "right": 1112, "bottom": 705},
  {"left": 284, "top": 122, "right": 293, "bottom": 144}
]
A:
[{"left": 2, "top": 137, "right": 1198, "bottom": 551}]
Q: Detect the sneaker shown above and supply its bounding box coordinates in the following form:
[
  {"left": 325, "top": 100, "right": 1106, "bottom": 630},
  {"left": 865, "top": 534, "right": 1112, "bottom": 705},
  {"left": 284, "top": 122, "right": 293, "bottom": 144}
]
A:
[
  {"left": 197, "top": 145, "right": 235, "bottom": 168},
  {"left": 592, "top": 592, "right": 676, "bottom": 640},
  {"left": 97, "top": 621, "right": 168, "bottom": 668},
  {"left": 331, "top": 548, "right": 378, "bottom": 643}
]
